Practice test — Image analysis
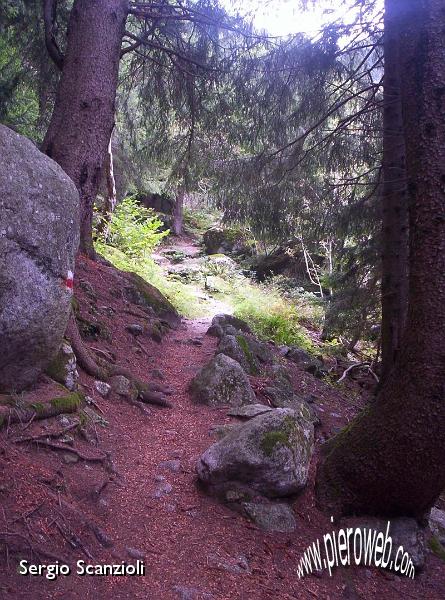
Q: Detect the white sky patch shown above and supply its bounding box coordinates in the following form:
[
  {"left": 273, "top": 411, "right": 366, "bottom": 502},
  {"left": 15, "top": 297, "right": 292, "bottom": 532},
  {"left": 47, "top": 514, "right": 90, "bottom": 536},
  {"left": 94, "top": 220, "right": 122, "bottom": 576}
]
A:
[{"left": 221, "top": 0, "right": 382, "bottom": 38}]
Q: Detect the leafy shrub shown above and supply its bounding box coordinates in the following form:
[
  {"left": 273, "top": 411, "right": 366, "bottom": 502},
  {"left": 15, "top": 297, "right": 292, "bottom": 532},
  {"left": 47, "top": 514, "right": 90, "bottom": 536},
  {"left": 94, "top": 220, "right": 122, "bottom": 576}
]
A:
[{"left": 96, "top": 196, "right": 168, "bottom": 259}]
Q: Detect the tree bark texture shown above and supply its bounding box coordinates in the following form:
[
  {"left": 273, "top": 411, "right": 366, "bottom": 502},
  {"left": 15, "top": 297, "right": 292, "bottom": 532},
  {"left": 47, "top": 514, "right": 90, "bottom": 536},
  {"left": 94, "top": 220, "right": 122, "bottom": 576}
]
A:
[
  {"left": 380, "top": 0, "right": 409, "bottom": 381},
  {"left": 316, "top": 0, "right": 445, "bottom": 519},
  {"left": 42, "top": 0, "right": 128, "bottom": 257}
]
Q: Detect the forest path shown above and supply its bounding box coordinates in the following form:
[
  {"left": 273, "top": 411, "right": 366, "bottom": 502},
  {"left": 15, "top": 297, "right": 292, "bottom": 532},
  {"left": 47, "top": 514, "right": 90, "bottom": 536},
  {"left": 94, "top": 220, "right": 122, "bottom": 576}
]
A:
[
  {"left": 153, "top": 233, "right": 234, "bottom": 318},
  {"left": 54, "top": 235, "right": 335, "bottom": 600},
  {"left": 57, "top": 311, "right": 328, "bottom": 600},
  {"left": 7, "top": 234, "right": 442, "bottom": 600}
]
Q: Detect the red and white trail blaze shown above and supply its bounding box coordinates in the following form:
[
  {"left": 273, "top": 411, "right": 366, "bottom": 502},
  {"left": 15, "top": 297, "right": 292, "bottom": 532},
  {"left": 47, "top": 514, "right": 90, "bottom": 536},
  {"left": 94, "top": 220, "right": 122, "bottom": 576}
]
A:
[{"left": 64, "top": 270, "right": 74, "bottom": 292}]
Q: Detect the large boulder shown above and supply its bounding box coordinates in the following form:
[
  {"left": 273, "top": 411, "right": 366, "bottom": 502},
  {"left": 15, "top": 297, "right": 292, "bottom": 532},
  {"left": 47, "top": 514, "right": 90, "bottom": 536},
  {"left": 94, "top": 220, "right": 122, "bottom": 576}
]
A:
[
  {"left": 0, "top": 125, "right": 79, "bottom": 392},
  {"left": 197, "top": 408, "right": 314, "bottom": 498},
  {"left": 189, "top": 354, "right": 256, "bottom": 407}
]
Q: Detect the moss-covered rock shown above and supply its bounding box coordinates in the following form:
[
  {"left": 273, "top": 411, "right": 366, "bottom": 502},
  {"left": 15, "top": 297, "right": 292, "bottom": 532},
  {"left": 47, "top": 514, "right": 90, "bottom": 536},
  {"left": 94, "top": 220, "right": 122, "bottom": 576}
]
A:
[
  {"left": 197, "top": 408, "right": 314, "bottom": 498},
  {"left": 45, "top": 341, "right": 79, "bottom": 391},
  {"left": 242, "top": 501, "right": 296, "bottom": 533},
  {"left": 216, "top": 335, "right": 259, "bottom": 375},
  {"left": 429, "top": 536, "right": 445, "bottom": 561},
  {"left": 189, "top": 354, "right": 256, "bottom": 407},
  {"left": 123, "top": 272, "right": 180, "bottom": 329}
]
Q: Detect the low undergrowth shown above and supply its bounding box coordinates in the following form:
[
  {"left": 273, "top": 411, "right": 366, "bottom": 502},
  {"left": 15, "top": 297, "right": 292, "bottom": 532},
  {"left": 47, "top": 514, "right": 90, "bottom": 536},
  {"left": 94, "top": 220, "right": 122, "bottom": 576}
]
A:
[{"left": 94, "top": 198, "right": 324, "bottom": 348}]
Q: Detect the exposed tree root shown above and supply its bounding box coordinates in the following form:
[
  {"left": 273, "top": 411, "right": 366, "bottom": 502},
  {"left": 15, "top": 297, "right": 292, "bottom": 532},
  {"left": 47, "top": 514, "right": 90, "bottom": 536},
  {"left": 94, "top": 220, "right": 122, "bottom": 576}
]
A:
[
  {"left": 66, "top": 313, "right": 172, "bottom": 408},
  {"left": 0, "top": 531, "right": 68, "bottom": 564},
  {"left": 0, "top": 394, "right": 82, "bottom": 429},
  {"left": 14, "top": 422, "right": 79, "bottom": 444},
  {"left": 24, "top": 439, "right": 108, "bottom": 463}
]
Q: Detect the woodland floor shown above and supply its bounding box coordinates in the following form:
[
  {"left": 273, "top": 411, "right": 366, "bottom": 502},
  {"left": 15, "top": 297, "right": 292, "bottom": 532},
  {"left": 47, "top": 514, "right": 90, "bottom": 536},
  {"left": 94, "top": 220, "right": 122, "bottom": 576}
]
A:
[{"left": 0, "top": 235, "right": 444, "bottom": 599}]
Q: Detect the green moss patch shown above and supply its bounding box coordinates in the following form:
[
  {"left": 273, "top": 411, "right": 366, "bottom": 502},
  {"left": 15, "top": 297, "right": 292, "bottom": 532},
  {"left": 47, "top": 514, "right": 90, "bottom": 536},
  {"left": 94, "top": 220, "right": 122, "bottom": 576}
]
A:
[
  {"left": 429, "top": 536, "right": 445, "bottom": 561},
  {"left": 260, "top": 416, "right": 298, "bottom": 456},
  {"left": 236, "top": 335, "right": 259, "bottom": 374},
  {"left": 50, "top": 393, "right": 82, "bottom": 413}
]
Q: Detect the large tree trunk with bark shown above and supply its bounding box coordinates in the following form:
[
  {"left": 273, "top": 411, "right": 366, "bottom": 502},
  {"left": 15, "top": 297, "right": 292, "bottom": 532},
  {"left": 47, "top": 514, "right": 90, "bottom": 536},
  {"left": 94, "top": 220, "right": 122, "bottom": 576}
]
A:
[
  {"left": 316, "top": 0, "right": 445, "bottom": 518},
  {"left": 42, "top": 0, "right": 128, "bottom": 257},
  {"left": 380, "top": 0, "right": 409, "bottom": 382}
]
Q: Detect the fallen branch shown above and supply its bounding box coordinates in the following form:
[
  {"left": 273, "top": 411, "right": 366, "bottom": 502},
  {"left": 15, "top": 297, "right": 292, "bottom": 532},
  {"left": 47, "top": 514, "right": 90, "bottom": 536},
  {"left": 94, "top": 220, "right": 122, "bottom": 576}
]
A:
[{"left": 337, "top": 362, "right": 380, "bottom": 383}]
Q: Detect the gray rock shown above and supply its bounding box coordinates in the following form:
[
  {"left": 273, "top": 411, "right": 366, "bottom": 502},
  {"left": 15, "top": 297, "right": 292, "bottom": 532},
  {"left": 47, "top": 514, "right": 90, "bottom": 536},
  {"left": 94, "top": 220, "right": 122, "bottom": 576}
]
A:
[
  {"left": 243, "top": 335, "right": 275, "bottom": 365},
  {"left": 220, "top": 324, "right": 239, "bottom": 337},
  {"left": 211, "top": 313, "right": 251, "bottom": 333},
  {"left": 197, "top": 408, "right": 314, "bottom": 498},
  {"left": 62, "top": 452, "right": 79, "bottom": 464},
  {"left": 206, "top": 324, "right": 224, "bottom": 338},
  {"left": 153, "top": 481, "right": 173, "bottom": 498},
  {"left": 228, "top": 404, "right": 274, "bottom": 419},
  {"left": 0, "top": 125, "right": 79, "bottom": 391},
  {"left": 126, "top": 323, "right": 144, "bottom": 336},
  {"left": 346, "top": 517, "right": 426, "bottom": 571},
  {"left": 109, "top": 375, "right": 138, "bottom": 400},
  {"left": 286, "top": 347, "right": 325, "bottom": 377},
  {"left": 216, "top": 335, "right": 259, "bottom": 374},
  {"left": 46, "top": 341, "right": 79, "bottom": 391},
  {"left": 189, "top": 354, "right": 256, "bottom": 407},
  {"left": 242, "top": 501, "right": 296, "bottom": 533},
  {"left": 94, "top": 380, "right": 111, "bottom": 397},
  {"left": 126, "top": 547, "right": 146, "bottom": 560},
  {"left": 429, "top": 507, "right": 445, "bottom": 544},
  {"left": 160, "top": 459, "right": 182, "bottom": 473},
  {"left": 265, "top": 365, "right": 320, "bottom": 425}
]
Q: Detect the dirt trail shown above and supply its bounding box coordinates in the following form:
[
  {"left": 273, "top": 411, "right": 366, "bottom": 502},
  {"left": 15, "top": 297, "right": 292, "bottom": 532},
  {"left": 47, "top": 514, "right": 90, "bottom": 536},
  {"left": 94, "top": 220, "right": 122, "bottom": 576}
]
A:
[{"left": 2, "top": 235, "right": 444, "bottom": 600}]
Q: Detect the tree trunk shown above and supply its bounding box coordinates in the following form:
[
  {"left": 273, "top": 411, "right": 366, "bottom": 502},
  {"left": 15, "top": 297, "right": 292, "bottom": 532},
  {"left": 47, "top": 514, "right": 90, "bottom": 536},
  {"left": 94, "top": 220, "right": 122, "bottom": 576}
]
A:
[
  {"left": 315, "top": 0, "right": 445, "bottom": 518},
  {"left": 97, "top": 130, "right": 117, "bottom": 239},
  {"left": 42, "top": 0, "right": 128, "bottom": 257},
  {"left": 172, "top": 187, "right": 185, "bottom": 236},
  {"left": 380, "top": 0, "right": 409, "bottom": 381}
]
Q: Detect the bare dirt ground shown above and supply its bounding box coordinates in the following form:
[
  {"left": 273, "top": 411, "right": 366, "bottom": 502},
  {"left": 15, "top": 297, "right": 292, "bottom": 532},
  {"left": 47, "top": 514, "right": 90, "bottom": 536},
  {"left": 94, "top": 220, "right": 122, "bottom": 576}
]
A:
[{"left": 0, "top": 238, "right": 444, "bottom": 599}]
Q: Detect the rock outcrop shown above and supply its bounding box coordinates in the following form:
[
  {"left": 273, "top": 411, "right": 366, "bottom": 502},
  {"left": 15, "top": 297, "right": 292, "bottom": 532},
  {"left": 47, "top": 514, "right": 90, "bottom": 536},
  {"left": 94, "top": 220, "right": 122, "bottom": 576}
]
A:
[
  {"left": 189, "top": 354, "right": 256, "bottom": 407},
  {"left": 0, "top": 125, "right": 79, "bottom": 391},
  {"left": 45, "top": 341, "right": 79, "bottom": 391},
  {"left": 197, "top": 408, "right": 314, "bottom": 498}
]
